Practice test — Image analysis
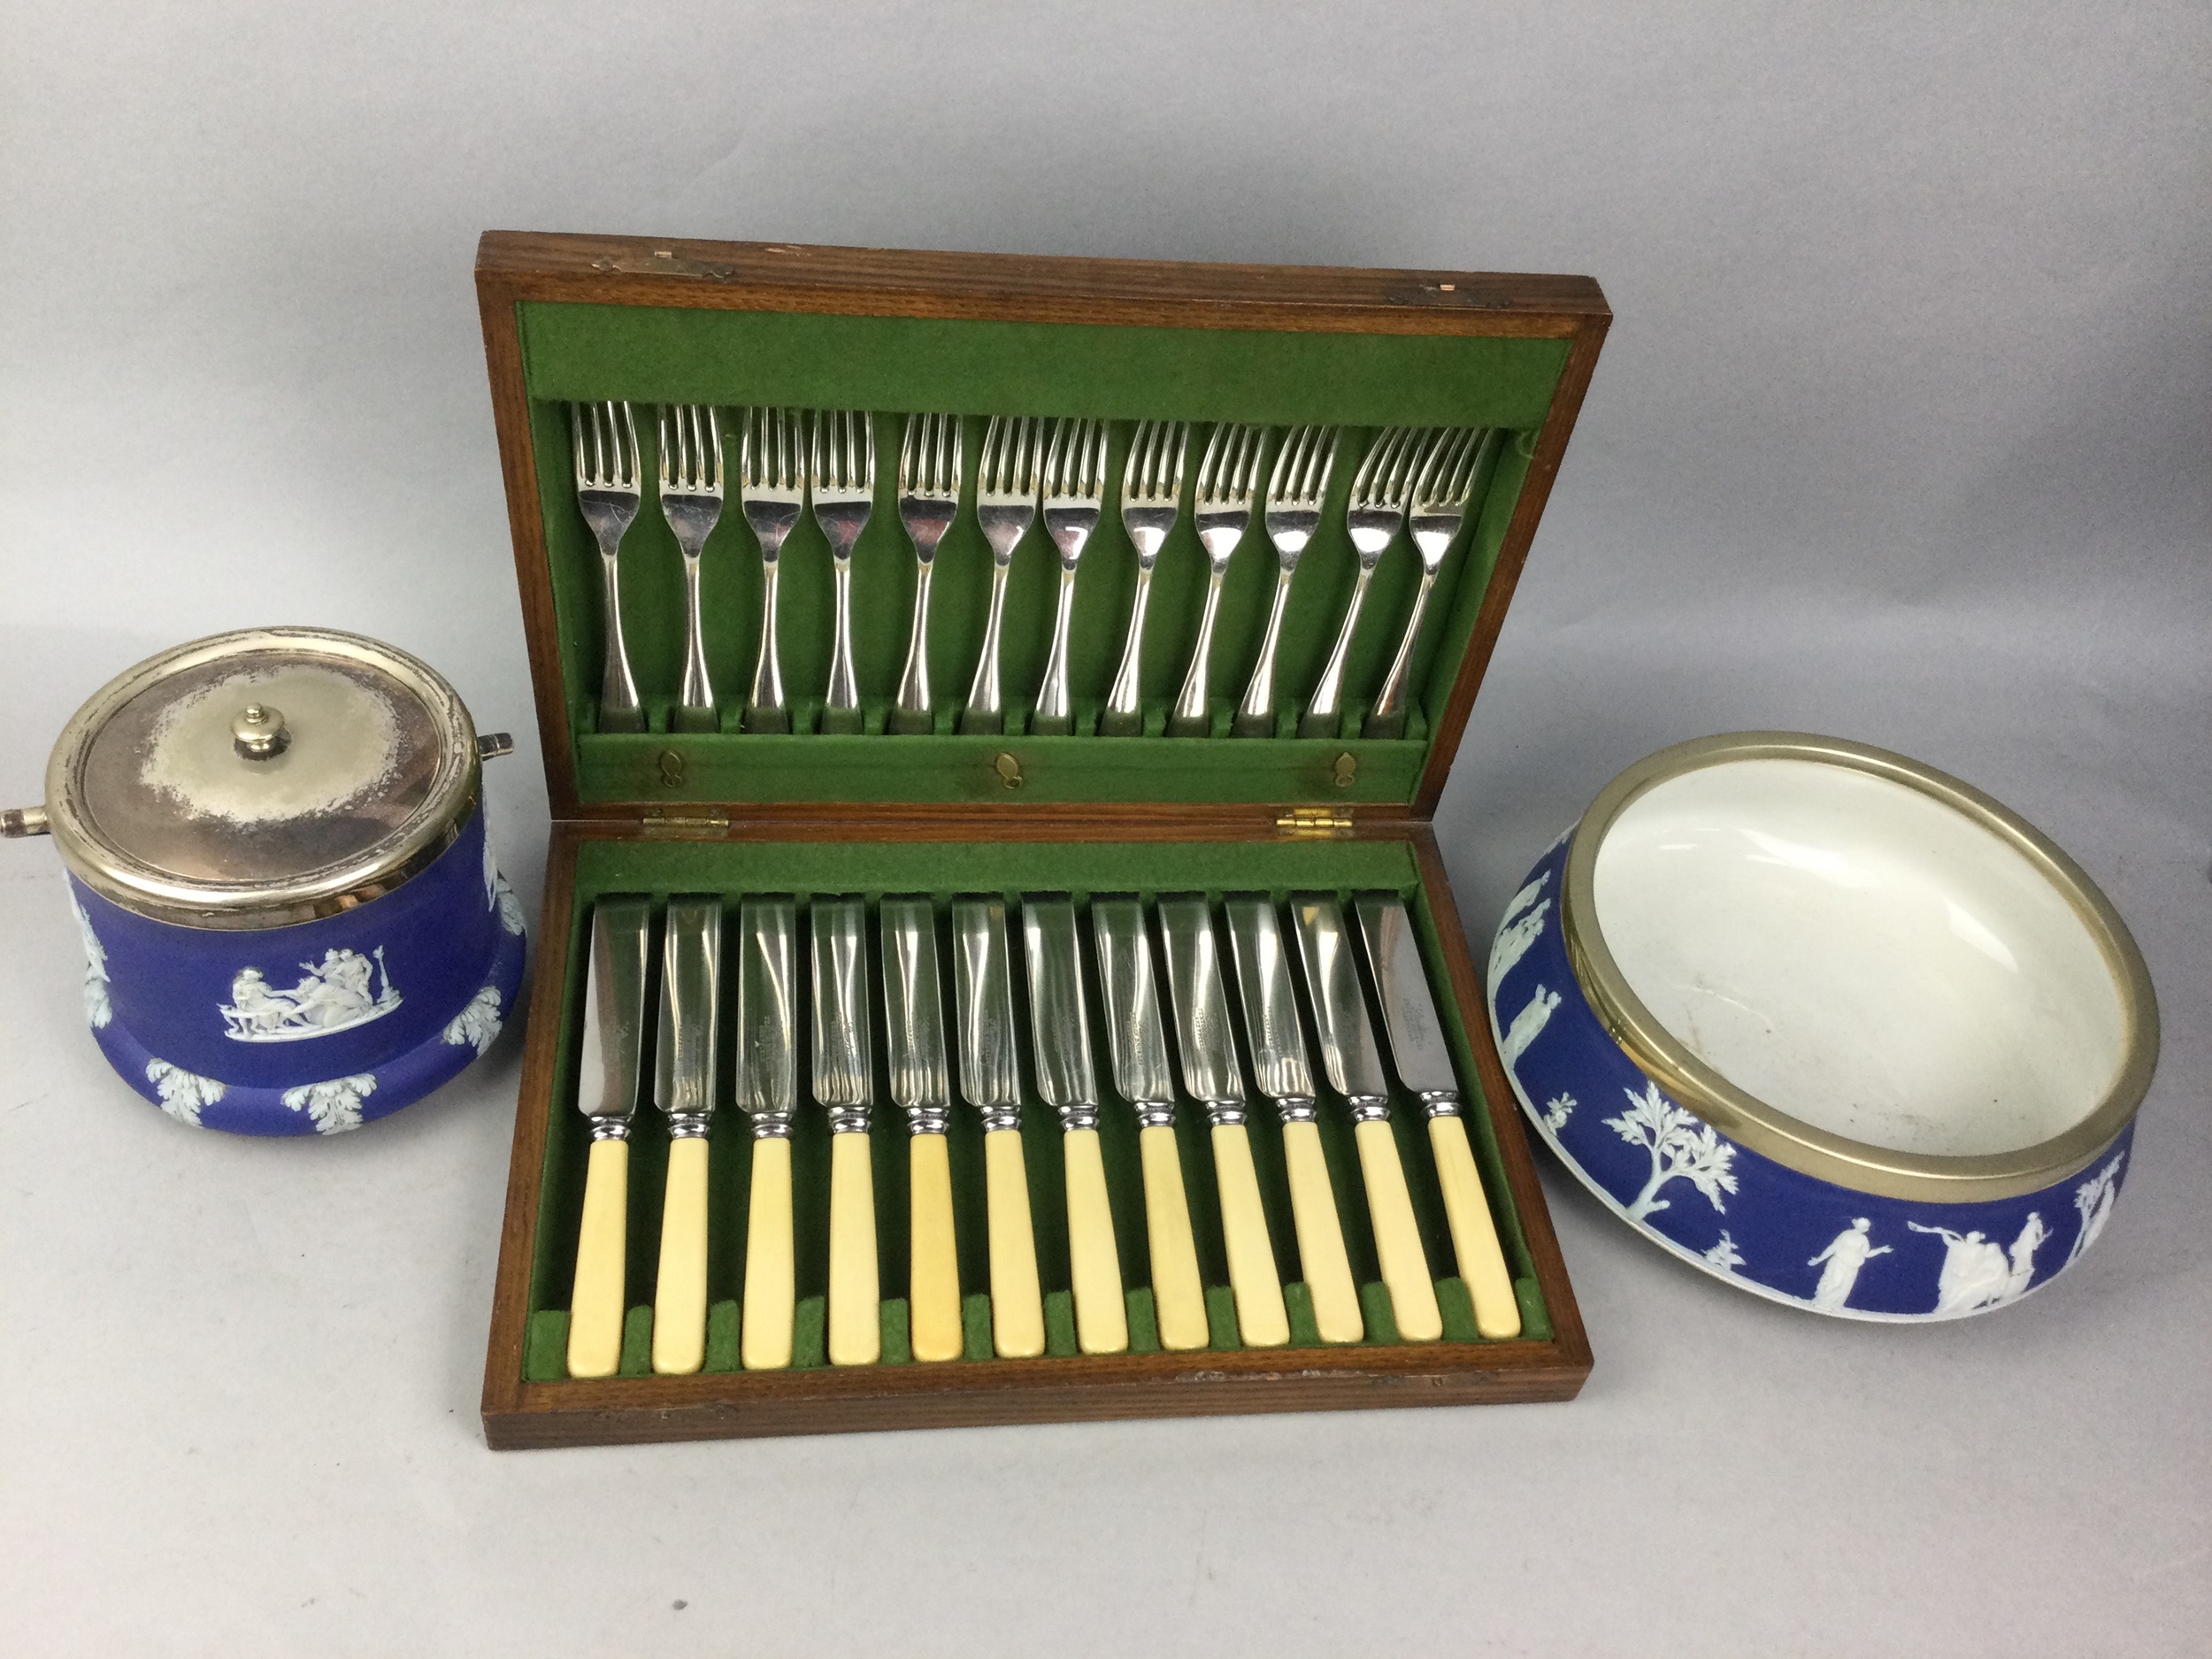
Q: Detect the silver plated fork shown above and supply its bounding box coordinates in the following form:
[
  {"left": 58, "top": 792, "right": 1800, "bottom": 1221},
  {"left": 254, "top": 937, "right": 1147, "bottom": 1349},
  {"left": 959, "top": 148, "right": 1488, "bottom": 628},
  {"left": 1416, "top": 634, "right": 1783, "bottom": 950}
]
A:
[
  {"left": 1363, "top": 427, "right": 1494, "bottom": 740},
  {"left": 657, "top": 404, "right": 725, "bottom": 733},
  {"left": 1300, "top": 426, "right": 1425, "bottom": 739},
  {"left": 1167, "top": 424, "right": 1264, "bottom": 738},
  {"left": 1032, "top": 419, "right": 1110, "bottom": 736},
  {"left": 891, "top": 414, "right": 964, "bottom": 735},
  {"left": 810, "top": 410, "right": 877, "bottom": 735},
  {"left": 738, "top": 408, "right": 805, "bottom": 733},
  {"left": 959, "top": 417, "right": 1044, "bottom": 736},
  {"left": 572, "top": 401, "right": 645, "bottom": 733},
  {"left": 1233, "top": 425, "right": 1339, "bottom": 738},
  {"left": 1102, "top": 420, "right": 1189, "bottom": 737}
]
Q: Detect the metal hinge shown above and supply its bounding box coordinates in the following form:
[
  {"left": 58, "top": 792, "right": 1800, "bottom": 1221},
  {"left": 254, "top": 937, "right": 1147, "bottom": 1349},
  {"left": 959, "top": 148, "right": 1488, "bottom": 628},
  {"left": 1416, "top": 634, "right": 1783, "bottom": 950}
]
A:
[
  {"left": 1275, "top": 807, "right": 1354, "bottom": 840},
  {"left": 638, "top": 809, "right": 730, "bottom": 839}
]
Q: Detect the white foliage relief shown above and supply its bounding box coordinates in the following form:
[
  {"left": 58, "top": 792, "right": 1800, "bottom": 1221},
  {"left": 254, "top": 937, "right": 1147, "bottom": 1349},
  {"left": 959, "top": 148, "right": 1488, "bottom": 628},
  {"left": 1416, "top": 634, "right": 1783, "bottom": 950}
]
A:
[
  {"left": 1807, "top": 1218, "right": 1891, "bottom": 1311},
  {"left": 1500, "top": 986, "right": 1562, "bottom": 1067},
  {"left": 483, "top": 837, "right": 525, "bottom": 936},
  {"left": 1541, "top": 1093, "right": 1577, "bottom": 1132},
  {"left": 2066, "top": 1153, "right": 2124, "bottom": 1266},
  {"left": 70, "top": 891, "right": 112, "bottom": 1030},
  {"left": 281, "top": 1073, "right": 376, "bottom": 1134},
  {"left": 145, "top": 1059, "right": 225, "bottom": 1126},
  {"left": 443, "top": 985, "right": 503, "bottom": 1056},
  {"left": 1702, "top": 1231, "right": 1746, "bottom": 1272},
  {"left": 1909, "top": 1215, "right": 2048, "bottom": 1315},
  {"left": 1605, "top": 1080, "right": 1739, "bottom": 1221}
]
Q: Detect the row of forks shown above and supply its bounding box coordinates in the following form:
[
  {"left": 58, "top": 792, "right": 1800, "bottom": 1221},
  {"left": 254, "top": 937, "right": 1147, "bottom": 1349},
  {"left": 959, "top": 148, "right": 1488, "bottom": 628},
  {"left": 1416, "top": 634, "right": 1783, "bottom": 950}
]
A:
[{"left": 569, "top": 402, "right": 1489, "bottom": 739}]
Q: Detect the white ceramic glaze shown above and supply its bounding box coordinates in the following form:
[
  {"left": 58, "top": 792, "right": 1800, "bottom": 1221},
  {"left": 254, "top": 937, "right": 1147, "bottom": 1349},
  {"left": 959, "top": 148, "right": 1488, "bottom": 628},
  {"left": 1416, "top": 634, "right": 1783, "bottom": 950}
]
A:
[{"left": 1592, "top": 757, "right": 2126, "bottom": 1158}]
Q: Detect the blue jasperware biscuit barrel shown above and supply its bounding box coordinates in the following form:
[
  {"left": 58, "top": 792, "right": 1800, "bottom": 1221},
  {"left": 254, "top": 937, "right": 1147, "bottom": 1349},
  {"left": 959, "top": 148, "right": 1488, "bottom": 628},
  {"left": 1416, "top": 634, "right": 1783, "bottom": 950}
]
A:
[{"left": 10, "top": 627, "right": 527, "bottom": 1135}]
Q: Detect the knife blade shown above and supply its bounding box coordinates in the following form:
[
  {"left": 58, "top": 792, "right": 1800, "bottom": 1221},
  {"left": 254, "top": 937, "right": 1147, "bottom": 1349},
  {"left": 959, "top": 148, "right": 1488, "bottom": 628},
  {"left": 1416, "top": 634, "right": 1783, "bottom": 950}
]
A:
[
  {"left": 950, "top": 896, "right": 1044, "bottom": 1358},
  {"left": 1025, "top": 896, "right": 1126, "bottom": 1356},
  {"left": 1092, "top": 897, "right": 1206, "bottom": 1351},
  {"left": 1225, "top": 895, "right": 1361, "bottom": 1344},
  {"left": 649, "top": 896, "right": 720, "bottom": 1374},
  {"left": 736, "top": 895, "right": 798, "bottom": 1371},
  {"left": 568, "top": 895, "right": 651, "bottom": 1379},
  {"left": 1355, "top": 893, "right": 1521, "bottom": 1339},
  {"left": 811, "top": 896, "right": 879, "bottom": 1366},
  {"left": 881, "top": 896, "right": 961, "bottom": 1363},
  {"left": 1291, "top": 893, "right": 1440, "bottom": 1342}
]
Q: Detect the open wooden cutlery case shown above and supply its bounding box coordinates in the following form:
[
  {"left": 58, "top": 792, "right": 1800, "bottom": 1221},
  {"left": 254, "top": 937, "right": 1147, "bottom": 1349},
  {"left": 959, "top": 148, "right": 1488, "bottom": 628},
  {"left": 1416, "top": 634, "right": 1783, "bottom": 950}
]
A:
[{"left": 476, "top": 229, "right": 1608, "bottom": 1448}]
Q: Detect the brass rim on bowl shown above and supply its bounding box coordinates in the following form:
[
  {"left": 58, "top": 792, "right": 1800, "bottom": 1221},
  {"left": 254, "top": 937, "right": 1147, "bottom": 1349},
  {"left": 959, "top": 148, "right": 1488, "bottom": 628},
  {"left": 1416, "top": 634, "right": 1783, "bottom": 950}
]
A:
[
  {"left": 43, "top": 627, "right": 481, "bottom": 931},
  {"left": 1561, "top": 732, "right": 2159, "bottom": 1204}
]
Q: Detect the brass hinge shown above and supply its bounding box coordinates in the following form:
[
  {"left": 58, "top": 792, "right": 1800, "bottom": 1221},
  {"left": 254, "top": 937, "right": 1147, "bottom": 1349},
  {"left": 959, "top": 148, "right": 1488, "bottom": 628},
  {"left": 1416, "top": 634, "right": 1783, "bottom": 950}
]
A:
[
  {"left": 1275, "top": 807, "right": 1354, "bottom": 840},
  {"left": 638, "top": 808, "right": 731, "bottom": 839}
]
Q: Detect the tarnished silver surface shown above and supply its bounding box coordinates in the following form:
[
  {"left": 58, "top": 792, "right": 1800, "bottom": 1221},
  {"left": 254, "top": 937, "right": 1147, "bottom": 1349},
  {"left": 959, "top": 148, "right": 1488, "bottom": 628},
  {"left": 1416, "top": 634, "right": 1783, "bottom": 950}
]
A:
[
  {"left": 1302, "top": 426, "right": 1424, "bottom": 739},
  {"left": 657, "top": 404, "right": 725, "bottom": 733},
  {"left": 736, "top": 895, "right": 799, "bottom": 1138},
  {"left": 810, "top": 896, "right": 872, "bottom": 1130},
  {"left": 951, "top": 896, "right": 1023, "bottom": 1130},
  {"left": 1168, "top": 425, "right": 1264, "bottom": 738},
  {"left": 810, "top": 411, "right": 876, "bottom": 732},
  {"left": 579, "top": 896, "right": 652, "bottom": 1141},
  {"left": 1157, "top": 895, "right": 1246, "bottom": 1119},
  {"left": 1355, "top": 892, "right": 1463, "bottom": 1116},
  {"left": 1234, "top": 426, "right": 1338, "bottom": 739},
  {"left": 1023, "top": 896, "right": 1098, "bottom": 1129},
  {"left": 572, "top": 400, "right": 645, "bottom": 733},
  {"left": 1031, "top": 420, "right": 1110, "bottom": 736},
  {"left": 960, "top": 418, "right": 1043, "bottom": 736},
  {"left": 1366, "top": 426, "right": 1495, "bottom": 739},
  {"left": 738, "top": 407, "right": 806, "bottom": 733},
  {"left": 891, "top": 415, "right": 963, "bottom": 734},
  {"left": 1291, "top": 893, "right": 1391, "bottom": 1110},
  {"left": 1092, "top": 896, "right": 1175, "bottom": 1123},
  {"left": 654, "top": 897, "right": 721, "bottom": 1138},
  {"left": 1225, "top": 895, "right": 1314, "bottom": 1110},
  {"left": 1102, "top": 421, "right": 1188, "bottom": 737},
  {"left": 881, "top": 895, "right": 952, "bottom": 1134}
]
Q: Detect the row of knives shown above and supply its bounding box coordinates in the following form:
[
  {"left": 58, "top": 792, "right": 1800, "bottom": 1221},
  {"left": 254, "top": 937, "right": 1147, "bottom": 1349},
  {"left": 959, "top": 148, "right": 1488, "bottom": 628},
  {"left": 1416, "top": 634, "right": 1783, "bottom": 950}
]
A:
[{"left": 566, "top": 887, "right": 1521, "bottom": 1379}]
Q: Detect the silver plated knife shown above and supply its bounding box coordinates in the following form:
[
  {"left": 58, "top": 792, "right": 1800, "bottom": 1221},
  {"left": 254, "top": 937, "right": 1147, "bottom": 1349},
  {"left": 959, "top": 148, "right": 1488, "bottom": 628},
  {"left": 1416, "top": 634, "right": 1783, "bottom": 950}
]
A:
[
  {"left": 1356, "top": 894, "right": 1521, "bottom": 1338},
  {"left": 650, "top": 896, "right": 721, "bottom": 1374},
  {"left": 568, "top": 896, "right": 650, "bottom": 1379},
  {"left": 736, "top": 895, "right": 799, "bottom": 1370},
  {"left": 811, "top": 896, "right": 879, "bottom": 1365},
  {"left": 881, "top": 897, "right": 962, "bottom": 1362},
  {"left": 950, "top": 896, "right": 1045, "bottom": 1357}
]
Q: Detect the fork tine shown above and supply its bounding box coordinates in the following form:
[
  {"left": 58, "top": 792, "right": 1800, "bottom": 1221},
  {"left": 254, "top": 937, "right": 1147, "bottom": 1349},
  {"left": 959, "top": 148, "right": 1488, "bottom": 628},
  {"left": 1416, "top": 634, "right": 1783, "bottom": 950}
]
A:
[{"left": 618, "top": 402, "right": 641, "bottom": 489}]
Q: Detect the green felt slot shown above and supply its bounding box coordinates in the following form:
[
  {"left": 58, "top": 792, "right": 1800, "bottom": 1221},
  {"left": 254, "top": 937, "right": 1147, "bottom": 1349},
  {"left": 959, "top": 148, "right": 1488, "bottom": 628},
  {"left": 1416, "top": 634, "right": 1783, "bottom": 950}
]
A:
[
  {"left": 513, "top": 297, "right": 1559, "bottom": 809},
  {"left": 524, "top": 838, "right": 1548, "bottom": 1380}
]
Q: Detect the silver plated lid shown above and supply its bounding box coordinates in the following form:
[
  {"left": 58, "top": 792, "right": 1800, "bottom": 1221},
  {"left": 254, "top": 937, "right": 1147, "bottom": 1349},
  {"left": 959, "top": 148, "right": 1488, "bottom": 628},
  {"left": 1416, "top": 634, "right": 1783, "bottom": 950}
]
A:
[{"left": 40, "top": 627, "right": 486, "bottom": 930}]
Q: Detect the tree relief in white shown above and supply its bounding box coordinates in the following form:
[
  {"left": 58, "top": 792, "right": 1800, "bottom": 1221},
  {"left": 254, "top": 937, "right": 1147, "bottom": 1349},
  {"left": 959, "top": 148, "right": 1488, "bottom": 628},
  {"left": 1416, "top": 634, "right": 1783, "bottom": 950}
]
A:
[
  {"left": 145, "top": 1058, "right": 225, "bottom": 1126},
  {"left": 221, "top": 948, "right": 400, "bottom": 1041},
  {"left": 443, "top": 985, "right": 503, "bottom": 1056},
  {"left": 282, "top": 1073, "right": 376, "bottom": 1134},
  {"left": 483, "top": 836, "right": 525, "bottom": 936},
  {"left": 1909, "top": 1214, "right": 2047, "bottom": 1315},
  {"left": 1605, "top": 1080, "right": 1739, "bottom": 1221},
  {"left": 2066, "top": 1154, "right": 2124, "bottom": 1267},
  {"left": 1808, "top": 1217, "right": 1892, "bottom": 1311},
  {"left": 69, "top": 890, "right": 112, "bottom": 1030},
  {"left": 1500, "top": 986, "right": 1562, "bottom": 1067}
]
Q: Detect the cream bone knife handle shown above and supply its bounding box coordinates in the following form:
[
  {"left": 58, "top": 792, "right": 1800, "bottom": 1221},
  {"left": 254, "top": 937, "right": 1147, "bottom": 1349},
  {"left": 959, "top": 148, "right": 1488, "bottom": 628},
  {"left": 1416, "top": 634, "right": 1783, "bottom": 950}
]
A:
[
  {"left": 651, "top": 1135, "right": 711, "bottom": 1373},
  {"left": 985, "top": 1124, "right": 1046, "bottom": 1358},
  {"left": 741, "top": 1125, "right": 795, "bottom": 1370},
  {"left": 651, "top": 898, "right": 720, "bottom": 1376},
  {"left": 567, "top": 1134, "right": 630, "bottom": 1379},
  {"left": 1209, "top": 1110, "right": 1289, "bottom": 1348},
  {"left": 1063, "top": 1124, "right": 1128, "bottom": 1354},
  {"left": 1428, "top": 1102, "right": 1520, "bottom": 1338},
  {"left": 908, "top": 1127, "right": 962, "bottom": 1363},
  {"left": 1137, "top": 1114, "right": 1209, "bottom": 1351},
  {"left": 1279, "top": 1111, "right": 1363, "bottom": 1344},
  {"left": 1352, "top": 1107, "right": 1442, "bottom": 1341},
  {"left": 827, "top": 1115, "right": 880, "bottom": 1364}
]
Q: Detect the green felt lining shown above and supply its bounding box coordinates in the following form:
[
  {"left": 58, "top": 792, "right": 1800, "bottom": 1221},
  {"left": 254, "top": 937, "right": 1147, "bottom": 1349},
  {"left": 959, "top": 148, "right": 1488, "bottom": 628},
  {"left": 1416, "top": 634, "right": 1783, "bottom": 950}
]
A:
[
  {"left": 514, "top": 299, "right": 1557, "bottom": 810},
  {"left": 518, "top": 837, "right": 1549, "bottom": 1383}
]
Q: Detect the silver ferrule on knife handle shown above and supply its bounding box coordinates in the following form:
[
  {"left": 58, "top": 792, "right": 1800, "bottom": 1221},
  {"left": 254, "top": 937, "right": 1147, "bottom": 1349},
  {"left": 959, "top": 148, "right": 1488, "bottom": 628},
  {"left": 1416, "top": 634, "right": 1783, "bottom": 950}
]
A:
[
  {"left": 1346, "top": 1096, "right": 1394, "bottom": 1124},
  {"left": 1132, "top": 1100, "right": 1176, "bottom": 1130},
  {"left": 905, "top": 1104, "right": 952, "bottom": 1135},
  {"left": 1202, "top": 1097, "right": 1248, "bottom": 1128},
  {"left": 827, "top": 1104, "right": 872, "bottom": 1134},
  {"left": 588, "top": 1116, "right": 633, "bottom": 1142},
  {"left": 1417, "top": 1089, "right": 1464, "bottom": 1119},
  {"left": 1276, "top": 1096, "right": 1320, "bottom": 1124},
  {"left": 749, "top": 1110, "right": 795, "bottom": 1140}
]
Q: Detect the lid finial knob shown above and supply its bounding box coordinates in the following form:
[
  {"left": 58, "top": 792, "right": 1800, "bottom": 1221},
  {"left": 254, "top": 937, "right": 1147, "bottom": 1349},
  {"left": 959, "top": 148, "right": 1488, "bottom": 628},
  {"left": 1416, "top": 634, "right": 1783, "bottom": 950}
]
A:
[{"left": 231, "top": 703, "right": 291, "bottom": 761}]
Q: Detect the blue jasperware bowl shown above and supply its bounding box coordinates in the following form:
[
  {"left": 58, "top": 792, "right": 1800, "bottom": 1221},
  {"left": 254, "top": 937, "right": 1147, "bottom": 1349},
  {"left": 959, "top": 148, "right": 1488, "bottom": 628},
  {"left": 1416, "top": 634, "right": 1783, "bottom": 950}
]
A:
[
  {"left": 1490, "top": 733, "right": 2157, "bottom": 1320},
  {"left": 22, "top": 627, "right": 526, "bottom": 1136}
]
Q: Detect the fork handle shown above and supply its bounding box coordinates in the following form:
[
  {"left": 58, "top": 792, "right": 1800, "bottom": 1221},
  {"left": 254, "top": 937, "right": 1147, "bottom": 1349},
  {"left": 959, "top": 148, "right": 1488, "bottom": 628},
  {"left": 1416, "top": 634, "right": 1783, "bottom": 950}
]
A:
[
  {"left": 891, "top": 558, "right": 935, "bottom": 734},
  {"left": 961, "top": 557, "right": 1013, "bottom": 733},
  {"left": 595, "top": 540, "right": 645, "bottom": 734},
  {"left": 1300, "top": 557, "right": 1378, "bottom": 739},
  {"left": 1102, "top": 562, "right": 1156, "bottom": 736},
  {"left": 822, "top": 557, "right": 864, "bottom": 734},
  {"left": 1169, "top": 564, "right": 1230, "bottom": 738},
  {"left": 674, "top": 554, "right": 717, "bottom": 733},
  {"left": 1364, "top": 565, "right": 1439, "bottom": 739},
  {"left": 744, "top": 555, "right": 789, "bottom": 733},
  {"left": 1031, "top": 562, "right": 1081, "bottom": 735},
  {"left": 1233, "top": 563, "right": 1298, "bottom": 738}
]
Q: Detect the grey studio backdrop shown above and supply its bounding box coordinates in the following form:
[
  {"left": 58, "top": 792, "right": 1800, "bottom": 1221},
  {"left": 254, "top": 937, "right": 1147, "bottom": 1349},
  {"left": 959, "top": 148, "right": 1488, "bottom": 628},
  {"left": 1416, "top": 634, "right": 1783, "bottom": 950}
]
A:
[{"left": 1, "top": 3, "right": 2205, "bottom": 1655}]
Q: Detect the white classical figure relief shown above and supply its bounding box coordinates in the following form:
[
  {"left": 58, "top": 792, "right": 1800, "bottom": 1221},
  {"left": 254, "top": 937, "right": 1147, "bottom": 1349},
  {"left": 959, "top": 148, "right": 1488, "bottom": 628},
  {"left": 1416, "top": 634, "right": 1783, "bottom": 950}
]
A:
[
  {"left": 221, "top": 948, "right": 400, "bottom": 1041},
  {"left": 443, "top": 985, "right": 503, "bottom": 1056},
  {"left": 1808, "top": 1217, "right": 1892, "bottom": 1311},
  {"left": 1541, "top": 1093, "right": 1577, "bottom": 1132},
  {"left": 1488, "top": 898, "right": 1551, "bottom": 995},
  {"left": 1605, "top": 1080, "right": 1739, "bottom": 1221},
  {"left": 483, "top": 837, "right": 526, "bottom": 935},
  {"left": 69, "top": 890, "right": 112, "bottom": 1030},
  {"left": 145, "top": 1058, "right": 226, "bottom": 1126},
  {"left": 2066, "top": 1154, "right": 2125, "bottom": 1266},
  {"left": 1909, "top": 1214, "right": 2048, "bottom": 1314},
  {"left": 281, "top": 1073, "right": 376, "bottom": 1134},
  {"left": 1703, "top": 1231, "right": 1746, "bottom": 1272},
  {"left": 1500, "top": 986, "right": 1562, "bottom": 1066}
]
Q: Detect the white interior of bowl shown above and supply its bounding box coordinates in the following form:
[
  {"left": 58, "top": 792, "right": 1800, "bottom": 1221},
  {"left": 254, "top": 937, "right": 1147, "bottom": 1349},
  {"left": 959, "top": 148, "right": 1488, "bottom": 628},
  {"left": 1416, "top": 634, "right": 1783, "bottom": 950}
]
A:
[{"left": 1591, "top": 757, "right": 2125, "bottom": 1157}]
